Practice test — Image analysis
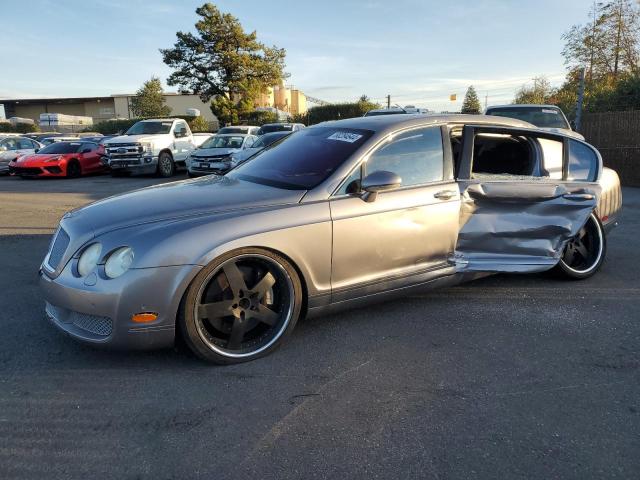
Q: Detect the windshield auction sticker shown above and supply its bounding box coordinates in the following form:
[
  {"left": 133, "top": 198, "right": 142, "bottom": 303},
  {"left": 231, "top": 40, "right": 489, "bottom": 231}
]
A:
[{"left": 327, "top": 131, "right": 363, "bottom": 143}]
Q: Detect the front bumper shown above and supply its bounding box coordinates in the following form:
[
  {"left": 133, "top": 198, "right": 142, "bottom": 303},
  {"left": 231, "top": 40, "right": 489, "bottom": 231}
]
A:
[
  {"left": 10, "top": 164, "right": 66, "bottom": 177},
  {"left": 40, "top": 263, "right": 199, "bottom": 350},
  {"left": 108, "top": 155, "right": 158, "bottom": 174}
]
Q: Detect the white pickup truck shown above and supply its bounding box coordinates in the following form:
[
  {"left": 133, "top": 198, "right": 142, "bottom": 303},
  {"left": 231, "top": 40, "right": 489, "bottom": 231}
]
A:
[{"left": 103, "top": 118, "right": 195, "bottom": 177}]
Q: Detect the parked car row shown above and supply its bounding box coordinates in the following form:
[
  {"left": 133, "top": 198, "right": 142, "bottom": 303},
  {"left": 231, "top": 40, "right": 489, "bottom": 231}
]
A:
[{"left": 1, "top": 119, "right": 304, "bottom": 179}]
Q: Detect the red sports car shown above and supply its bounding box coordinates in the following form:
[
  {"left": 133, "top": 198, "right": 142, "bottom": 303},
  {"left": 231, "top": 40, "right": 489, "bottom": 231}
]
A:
[{"left": 9, "top": 141, "right": 107, "bottom": 178}]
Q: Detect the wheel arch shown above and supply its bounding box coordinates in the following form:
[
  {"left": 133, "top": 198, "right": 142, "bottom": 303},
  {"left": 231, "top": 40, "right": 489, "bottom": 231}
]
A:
[
  {"left": 158, "top": 148, "right": 173, "bottom": 159},
  {"left": 174, "top": 245, "right": 311, "bottom": 325}
]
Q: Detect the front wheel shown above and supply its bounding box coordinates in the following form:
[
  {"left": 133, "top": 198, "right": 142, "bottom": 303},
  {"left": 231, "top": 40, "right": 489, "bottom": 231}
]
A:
[
  {"left": 554, "top": 213, "right": 606, "bottom": 280},
  {"left": 157, "top": 152, "right": 175, "bottom": 178},
  {"left": 66, "top": 160, "right": 81, "bottom": 178},
  {"left": 180, "top": 248, "right": 303, "bottom": 364}
]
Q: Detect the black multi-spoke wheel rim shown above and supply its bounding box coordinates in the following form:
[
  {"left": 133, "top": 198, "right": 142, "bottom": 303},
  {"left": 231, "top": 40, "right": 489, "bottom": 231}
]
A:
[
  {"left": 560, "top": 215, "right": 603, "bottom": 273},
  {"left": 159, "top": 154, "right": 173, "bottom": 176},
  {"left": 194, "top": 254, "right": 294, "bottom": 358}
]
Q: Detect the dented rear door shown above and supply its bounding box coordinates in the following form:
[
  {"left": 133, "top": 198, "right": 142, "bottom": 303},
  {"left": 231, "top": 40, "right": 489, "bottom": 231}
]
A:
[{"left": 453, "top": 125, "right": 601, "bottom": 273}]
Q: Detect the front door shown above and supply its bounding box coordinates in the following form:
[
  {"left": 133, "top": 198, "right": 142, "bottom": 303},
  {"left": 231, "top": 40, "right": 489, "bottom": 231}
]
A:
[
  {"left": 172, "top": 121, "right": 193, "bottom": 161},
  {"left": 454, "top": 125, "right": 601, "bottom": 273},
  {"left": 330, "top": 125, "right": 461, "bottom": 302}
]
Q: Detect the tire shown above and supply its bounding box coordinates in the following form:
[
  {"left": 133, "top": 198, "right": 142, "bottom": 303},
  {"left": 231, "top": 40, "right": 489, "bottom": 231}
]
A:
[
  {"left": 554, "top": 212, "right": 606, "bottom": 280},
  {"left": 179, "top": 248, "right": 303, "bottom": 364},
  {"left": 66, "top": 160, "right": 81, "bottom": 178},
  {"left": 157, "top": 151, "right": 175, "bottom": 178}
]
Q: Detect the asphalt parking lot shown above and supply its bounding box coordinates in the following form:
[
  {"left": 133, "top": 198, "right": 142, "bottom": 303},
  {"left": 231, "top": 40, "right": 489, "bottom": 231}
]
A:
[{"left": 0, "top": 173, "right": 638, "bottom": 480}]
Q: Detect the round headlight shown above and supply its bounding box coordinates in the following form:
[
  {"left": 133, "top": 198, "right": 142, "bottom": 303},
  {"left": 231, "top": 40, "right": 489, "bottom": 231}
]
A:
[
  {"left": 104, "top": 247, "right": 134, "bottom": 279},
  {"left": 77, "top": 243, "right": 102, "bottom": 277}
]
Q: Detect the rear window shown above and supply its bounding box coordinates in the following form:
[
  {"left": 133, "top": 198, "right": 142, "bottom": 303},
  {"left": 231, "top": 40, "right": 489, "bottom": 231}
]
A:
[
  {"left": 228, "top": 127, "right": 373, "bottom": 190},
  {"left": 258, "top": 124, "right": 293, "bottom": 134},
  {"left": 218, "top": 127, "right": 248, "bottom": 134},
  {"left": 253, "top": 132, "right": 290, "bottom": 148},
  {"left": 486, "top": 107, "right": 570, "bottom": 129},
  {"left": 38, "top": 142, "right": 82, "bottom": 154}
]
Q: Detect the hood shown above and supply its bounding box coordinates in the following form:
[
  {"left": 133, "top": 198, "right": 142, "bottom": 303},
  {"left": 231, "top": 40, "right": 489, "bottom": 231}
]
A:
[
  {"left": 66, "top": 175, "right": 306, "bottom": 236},
  {"left": 191, "top": 147, "right": 241, "bottom": 157},
  {"left": 105, "top": 134, "right": 163, "bottom": 145},
  {"left": 12, "top": 153, "right": 65, "bottom": 164}
]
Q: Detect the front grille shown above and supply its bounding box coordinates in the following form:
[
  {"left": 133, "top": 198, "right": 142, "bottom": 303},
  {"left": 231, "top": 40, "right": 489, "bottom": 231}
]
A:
[
  {"left": 46, "top": 302, "right": 113, "bottom": 337},
  {"left": 48, "top": 228, "right": 70, "bottom": 270},
  {"left": 110, "top": 159, "right": 142, "bottom": 165},
  {"left": 71, "top": 312, "right": 113, "bottom": 336},
  {"left": 11, "top": 166, "right": 43, "bottom": 176},
  {"left": 193, "top": 154, "right": 230, "bottom": 162},
  {"left": 106, "top": 143, "right": 144, "bottom": 162}
]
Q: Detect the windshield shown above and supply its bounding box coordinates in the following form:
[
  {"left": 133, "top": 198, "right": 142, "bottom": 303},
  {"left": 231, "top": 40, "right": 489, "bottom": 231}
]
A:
[
  {"left": 486, "top": 107, "right": 570, "bottom": 129},
  {"left": 200, "top": 135, "right": 246, "bottom": 149},
  {"left": 125, "top": 121, "right": 172, "bottom": 135},
  {"left": 252, "top": 132, "right": 290, "bottom": 148},
  {"left": 227, "top": 127, "right": 373, "bottom": 190},
  {"left": 38, "top": 142, "right": 82, "bottom": 154}
]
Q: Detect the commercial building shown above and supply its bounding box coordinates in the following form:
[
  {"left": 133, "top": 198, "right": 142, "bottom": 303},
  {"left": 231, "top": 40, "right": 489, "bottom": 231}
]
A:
[
  {"left": 0, "top": 84, "right": 308, "bottom": 129},
  {"left": 0, "top": 93, "right": 216, "bottom": 126},
  {"left": 256, "top": 84, "right": 307, "bottom": 116}
]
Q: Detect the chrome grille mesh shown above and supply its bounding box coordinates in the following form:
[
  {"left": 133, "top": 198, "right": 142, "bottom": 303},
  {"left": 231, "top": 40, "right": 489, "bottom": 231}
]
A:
[
  {"left": 46, "top": 302, "right": 113, "bottom": 337},
  {"left": 70, "top": 312, "right": 113, "bottom": 337},
  {"left": 48, "top": 228, "right": 70, "bottom": 270}
]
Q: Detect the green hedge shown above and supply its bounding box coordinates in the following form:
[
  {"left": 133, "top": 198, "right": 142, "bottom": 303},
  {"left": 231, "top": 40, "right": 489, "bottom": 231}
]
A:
[
  {"left": 0, "top": 122, "right": 39, "bottom": 133},
  {"left": 297, "top": 101, "right": 380, "bottom": 125},
  {"left": 242, "top": 110, "right": 280, "bottom": 126}
]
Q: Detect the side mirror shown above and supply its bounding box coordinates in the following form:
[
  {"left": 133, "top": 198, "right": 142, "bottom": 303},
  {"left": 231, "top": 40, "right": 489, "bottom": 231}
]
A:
[
  {"left": 34, "top": 148, "right": 39, "bottom": 153},
  {"left": 360, "top": 170, "right": 402, "bottom": 202}
]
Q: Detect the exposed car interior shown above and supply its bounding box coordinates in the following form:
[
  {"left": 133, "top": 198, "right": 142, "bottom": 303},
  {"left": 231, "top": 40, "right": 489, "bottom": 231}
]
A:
[{"left": 451, "top": 129, "right": 548, "bottom": 179}]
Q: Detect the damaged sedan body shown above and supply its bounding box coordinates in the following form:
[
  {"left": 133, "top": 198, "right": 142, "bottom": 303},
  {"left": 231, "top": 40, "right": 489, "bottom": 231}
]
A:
[{"left": 39, "top": 115, "right": 622, "bottom": 364}]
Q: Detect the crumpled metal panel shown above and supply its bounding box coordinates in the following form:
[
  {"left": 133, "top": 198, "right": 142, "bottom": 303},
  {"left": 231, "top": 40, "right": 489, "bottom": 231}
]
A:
[{"left": 453, "top": 181, "right": 600, "bottom": 273}]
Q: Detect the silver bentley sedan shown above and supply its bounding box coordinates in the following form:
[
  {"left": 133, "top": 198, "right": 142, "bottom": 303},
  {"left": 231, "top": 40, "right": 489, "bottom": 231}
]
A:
[{"left": 40, "top": 114, "right": 622, "bottom": 364}]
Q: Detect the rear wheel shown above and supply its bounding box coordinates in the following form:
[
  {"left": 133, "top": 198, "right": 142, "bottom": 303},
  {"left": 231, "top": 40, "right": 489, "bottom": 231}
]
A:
[
  {"left": 180, "top": 248, "right": 303, "bottom": 364},
  {"left": 555, "top": 213, "right": 606, "bottom": 280},
  {"left": 66, "top": 160, "right": 81, "bottom": 178},
  {"left": 157, "top": 152, "right": 175, "bottom": 178}
]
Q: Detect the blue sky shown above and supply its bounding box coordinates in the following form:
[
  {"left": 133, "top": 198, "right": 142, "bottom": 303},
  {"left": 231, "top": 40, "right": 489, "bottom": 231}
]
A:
[{"left": 0, "top": 0, "right": 592, "bottom": 112}]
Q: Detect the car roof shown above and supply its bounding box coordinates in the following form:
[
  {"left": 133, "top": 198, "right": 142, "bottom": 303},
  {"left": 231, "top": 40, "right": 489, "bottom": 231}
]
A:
[
  {"left": 140, "top": 118, "right": 181, "bottom": 122},
  {"left": 366, "top": 107, "right": 406, "bottom": 113},
  {"left": 214, "top": 133, "right": 253, "bottom": 137},
  {"left": 315, "top": 113, "right": 535, "bottom": 135},
  {"left": 486, "top": 104, "right": 562, "bottom": 110}
]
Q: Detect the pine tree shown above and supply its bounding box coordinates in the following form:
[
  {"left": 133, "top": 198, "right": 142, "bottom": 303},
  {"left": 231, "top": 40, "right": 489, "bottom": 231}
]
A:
[
  {"left": 130, "top": 77, "right": 172, "bottom": 118},
  {"left": 161, "top": 3, "right": 286, "bottom": 124},
  {"left": 461, "top": 86, "right": 482, "bottom": 114}
]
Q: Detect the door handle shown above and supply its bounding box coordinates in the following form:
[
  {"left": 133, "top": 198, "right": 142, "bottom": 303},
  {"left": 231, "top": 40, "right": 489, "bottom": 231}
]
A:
[
  {"left": 563, "top": 193, "right": 594, "bottom": 201},
  {"left": 434, "top": 189, "right": 457, "bottom": 200}
]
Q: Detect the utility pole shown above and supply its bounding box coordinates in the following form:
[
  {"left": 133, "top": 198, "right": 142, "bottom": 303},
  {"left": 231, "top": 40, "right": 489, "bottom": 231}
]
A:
[
  {"left": 386, "top": 95, "right": 391, "bottom": 109},
  {"left": 484, "top": 92, "right": 488, "bottom": 111},
  {"left": 575, "top": 67, "right": 586, "bottom": 133}
]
